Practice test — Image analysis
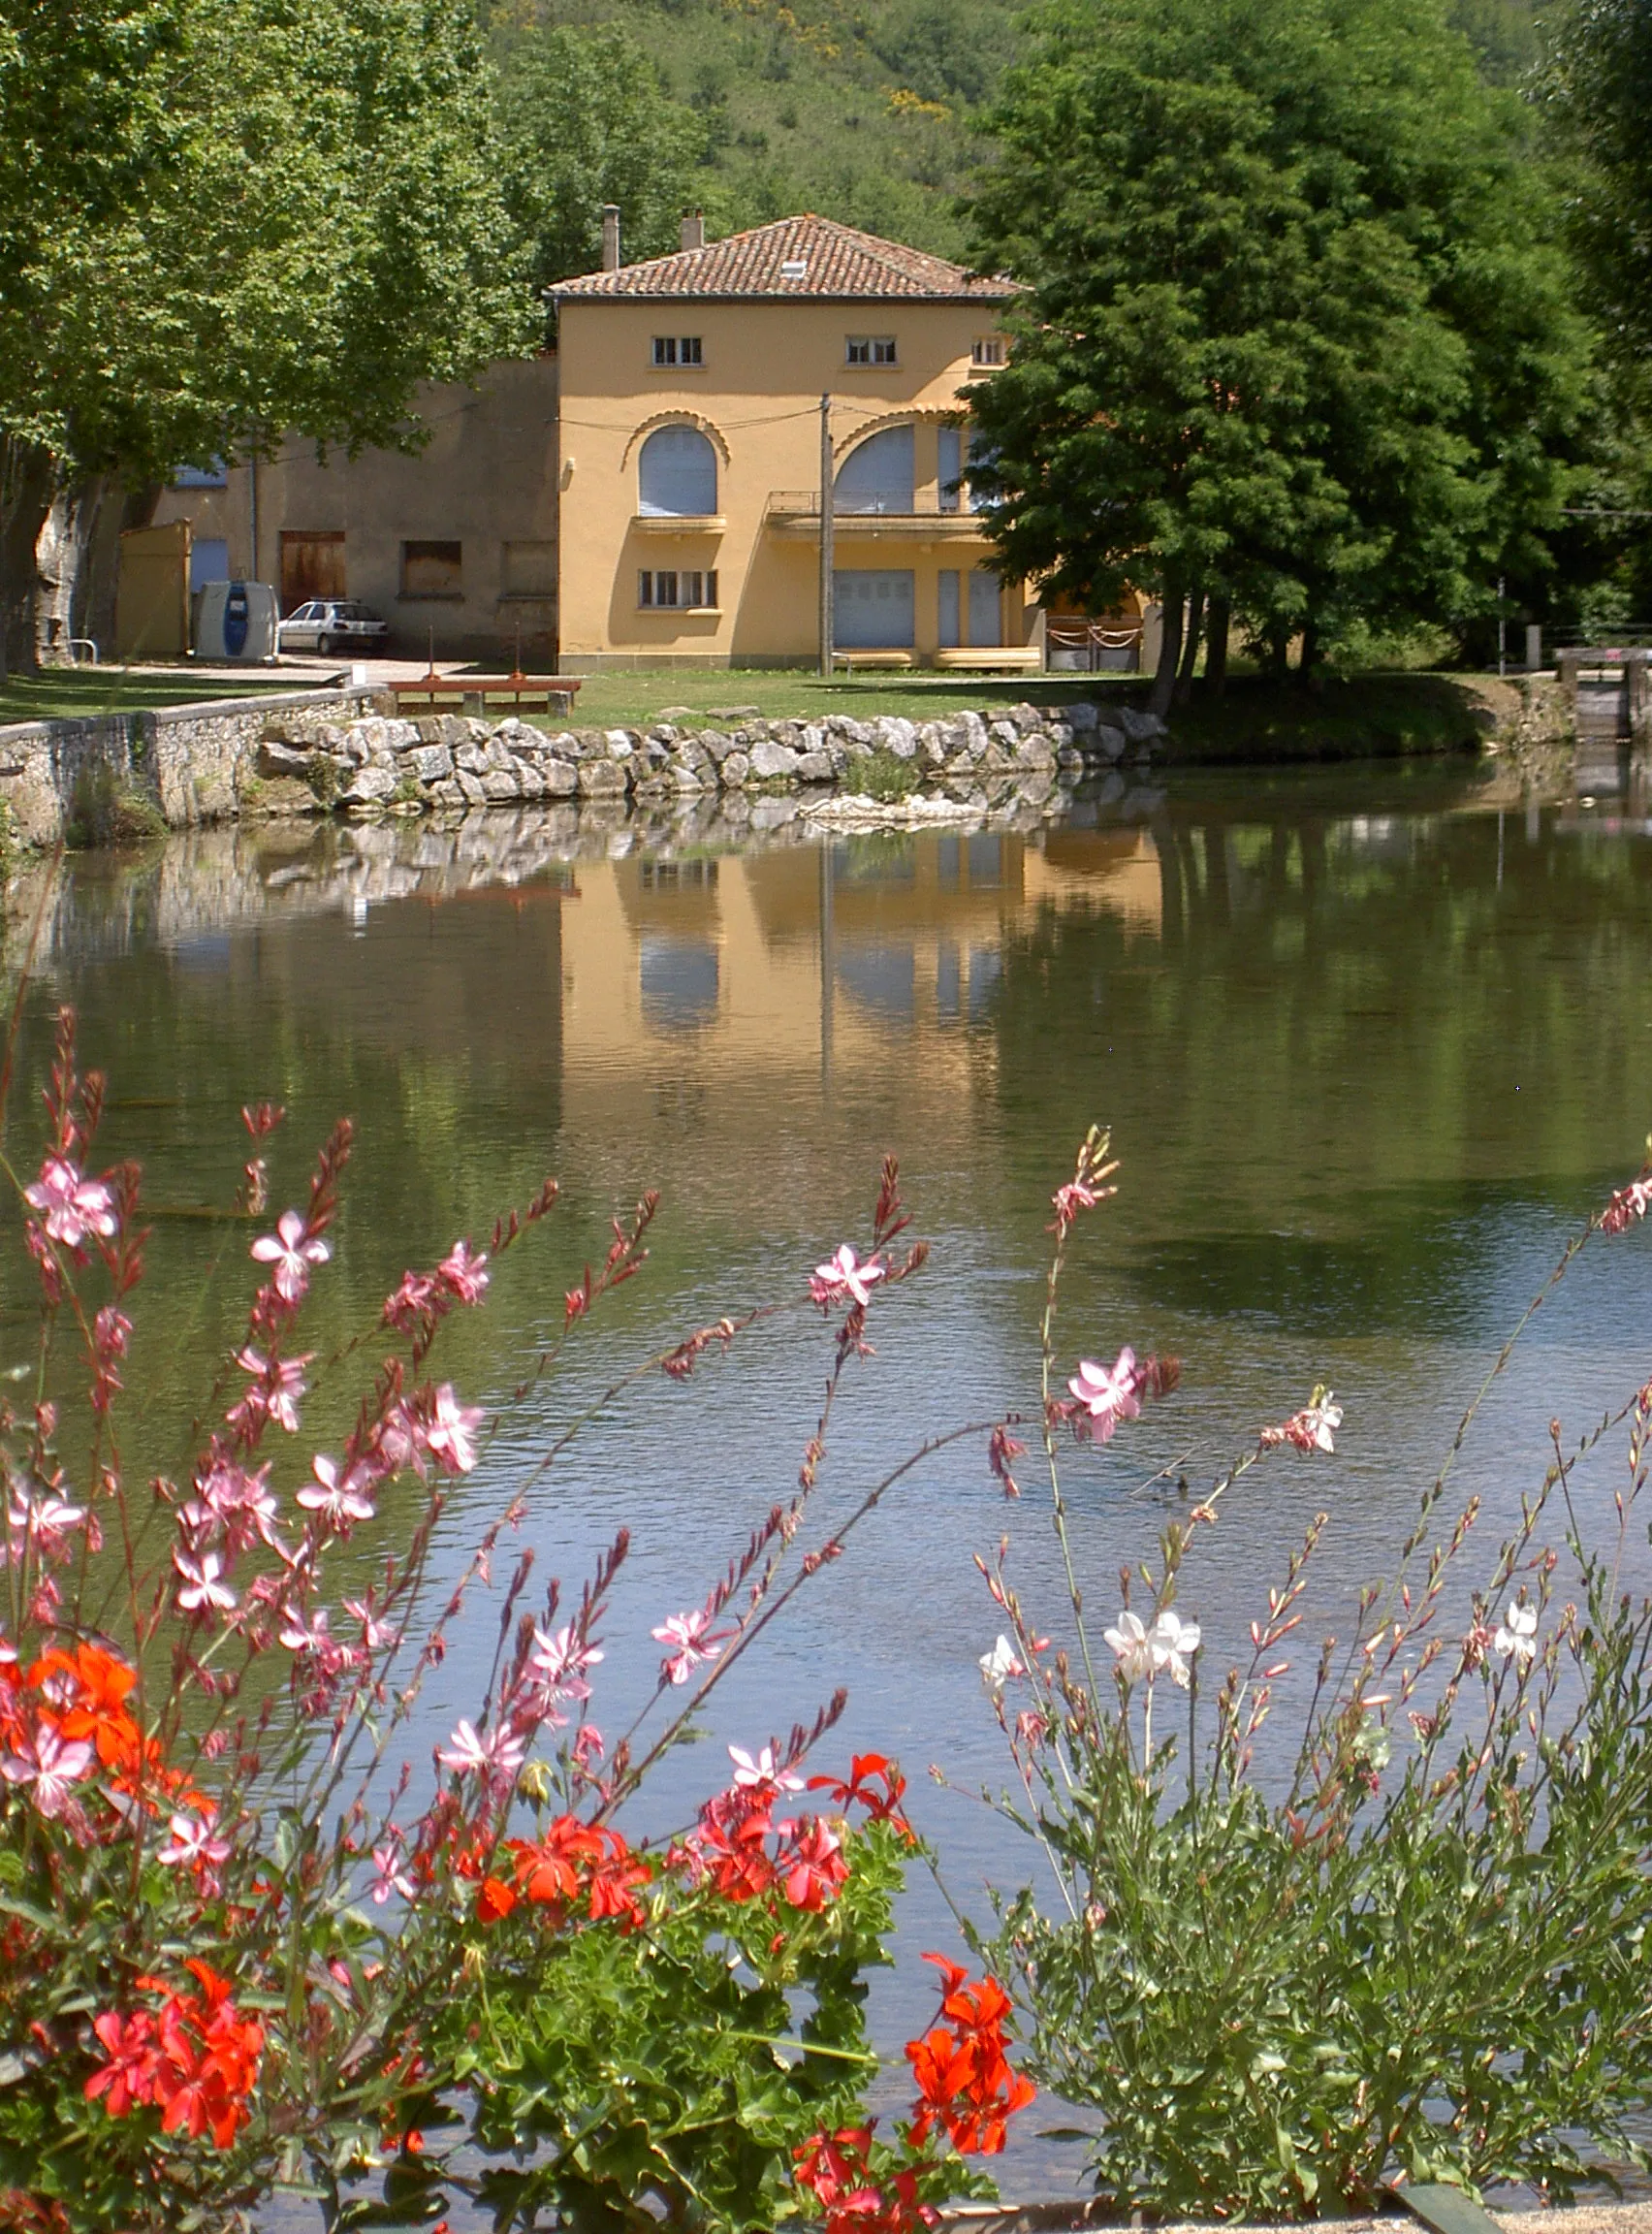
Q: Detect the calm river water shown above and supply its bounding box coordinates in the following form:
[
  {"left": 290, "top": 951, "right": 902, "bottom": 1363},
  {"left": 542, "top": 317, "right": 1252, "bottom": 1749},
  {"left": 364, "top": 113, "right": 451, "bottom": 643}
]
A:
[{"left": 6, "top": 763, "right": 1652, "bottom": 2211}]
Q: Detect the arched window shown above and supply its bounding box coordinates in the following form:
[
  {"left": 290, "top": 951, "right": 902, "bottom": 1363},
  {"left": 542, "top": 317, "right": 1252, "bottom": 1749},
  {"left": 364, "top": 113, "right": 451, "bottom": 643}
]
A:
[
  {"left": 638, "top": 424, "right": 717, "bottom": 517},
  {"left": 834, "top": 425, "right": 914, "bottom": 516}
]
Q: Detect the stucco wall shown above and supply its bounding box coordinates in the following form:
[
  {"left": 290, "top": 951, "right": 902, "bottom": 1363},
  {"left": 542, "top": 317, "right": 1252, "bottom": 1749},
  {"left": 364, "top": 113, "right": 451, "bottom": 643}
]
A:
[
  {"left": 153, "top": 357, "right": 560, "bottom": 662},
  {"left": 556, "top": 299, "right": 1028, "bottom": 668}
]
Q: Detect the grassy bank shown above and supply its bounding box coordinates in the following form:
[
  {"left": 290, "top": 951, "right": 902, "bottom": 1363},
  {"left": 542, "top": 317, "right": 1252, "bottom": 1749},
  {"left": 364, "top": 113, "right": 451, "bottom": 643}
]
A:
[
  {"left": 1162, "top": 672, "right": 1490, "bottom": 761},
  {"left": 544, "top": 666, "right": 1492, "bottom": 757},
  {"left": 538, "top": 669, "right": 1112, "bottom": 730},
  {"left": 0, "top": 669, "right": 310, "bottom": 726}
]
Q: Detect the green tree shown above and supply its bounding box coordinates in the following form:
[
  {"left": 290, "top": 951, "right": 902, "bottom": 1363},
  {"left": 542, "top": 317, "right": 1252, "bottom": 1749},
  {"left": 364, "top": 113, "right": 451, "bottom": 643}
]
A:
[
  {"left": 962, "top": 0, "right": 1590, "bottom": 707},
  {"left": 1542, "top": 0, "right": 1652, "bottom": 373},
  {"left": 492, "top": 23, "right": 714, "bottom": 295},
  {"left": 0, "top": 0, "right": 533, "bottom": 673}
]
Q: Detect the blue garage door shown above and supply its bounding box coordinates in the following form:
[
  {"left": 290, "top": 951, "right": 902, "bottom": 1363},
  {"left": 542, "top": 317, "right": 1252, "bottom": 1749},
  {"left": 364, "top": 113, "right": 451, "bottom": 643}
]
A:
[{"left": 834, "top": 570, "right": 915, "bottom": 650}]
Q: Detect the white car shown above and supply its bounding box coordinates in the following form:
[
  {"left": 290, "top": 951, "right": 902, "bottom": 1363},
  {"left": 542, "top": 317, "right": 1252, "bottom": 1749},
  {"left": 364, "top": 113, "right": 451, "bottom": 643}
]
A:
[{"left": 277, "top": 599, "right": 390, "bottom": 654}]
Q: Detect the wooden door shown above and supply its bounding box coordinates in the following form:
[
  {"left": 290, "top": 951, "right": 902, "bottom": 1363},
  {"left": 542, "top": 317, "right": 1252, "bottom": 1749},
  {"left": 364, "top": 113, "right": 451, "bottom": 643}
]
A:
[{"left": 278, "top": 531, "right": 345, "bottom": 613}]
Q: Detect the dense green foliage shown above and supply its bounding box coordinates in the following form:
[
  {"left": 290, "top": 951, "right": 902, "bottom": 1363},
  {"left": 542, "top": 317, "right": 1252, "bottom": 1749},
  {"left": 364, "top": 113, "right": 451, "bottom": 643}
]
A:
[
  {"left": 960, "top": 0, "right": 1593, "bottom": 687},
  {"left": 482, "top": 0, "right": 1016, "bottom": 266},
  {"left": 0, "top": 0, "right": 531, "bottom": 668}
]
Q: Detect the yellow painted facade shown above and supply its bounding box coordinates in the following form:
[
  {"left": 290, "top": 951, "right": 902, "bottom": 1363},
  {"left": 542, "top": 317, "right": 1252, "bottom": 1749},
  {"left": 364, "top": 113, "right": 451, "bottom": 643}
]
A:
[{"left": 554, "top": 227, "right": 1031, "bottom": 672}]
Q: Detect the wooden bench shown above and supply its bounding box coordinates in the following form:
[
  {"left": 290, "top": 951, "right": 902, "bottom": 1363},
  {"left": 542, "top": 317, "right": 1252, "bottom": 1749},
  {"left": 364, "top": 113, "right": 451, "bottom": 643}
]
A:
[
  {"left": 389, "top": 672, "right": 583, "bottom": 718},
  {"left": 833, "top": 650, "right": 915, "bottom": 671},
  {"left": 932, "top": 646, "right": 1044, "bottom": 673}
]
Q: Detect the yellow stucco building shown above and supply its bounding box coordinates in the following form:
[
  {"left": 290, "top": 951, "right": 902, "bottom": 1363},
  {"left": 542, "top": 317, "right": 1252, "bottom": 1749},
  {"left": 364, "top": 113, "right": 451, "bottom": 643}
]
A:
[{"left": 552, "top": 212, "right": 1036, "bottom": 672}]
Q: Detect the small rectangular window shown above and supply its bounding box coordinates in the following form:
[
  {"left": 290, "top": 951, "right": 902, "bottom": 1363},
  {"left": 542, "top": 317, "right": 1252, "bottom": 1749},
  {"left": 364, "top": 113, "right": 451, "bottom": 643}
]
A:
[
  {"left": 400, "top": 539, "right": 462, "bottom": 598},
  {"left": 971, "top": 336, "right": 1006, "bottom": 367},
  {"left": 639, "top": 570, "right": 718, "bottom": 611},
  {"left": 845, "top": 335, "right": 897, "bottom": 367},
  {"left": 652, "top": 336, "right": 704, "bottom": 367}
]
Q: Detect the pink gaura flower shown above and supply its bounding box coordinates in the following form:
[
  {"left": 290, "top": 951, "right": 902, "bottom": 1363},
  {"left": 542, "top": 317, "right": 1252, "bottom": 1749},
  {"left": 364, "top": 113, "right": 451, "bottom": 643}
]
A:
[
  {"left": 572, "top": 1723, "right": 605, "bottom": 1771},
  {"left": 651, "top": 1607, "right": 733, "bottom": 1686},
  {"left": 437, "top": 1718, "right": 524, "bottom": 1784},
  {"left": 343, "top": 1592, "right": 392, "bottom": 1648},
  {"left": 279, "top": 1606, "right": 334, "bottom": 1657},
  {"left": 6, "top": 1491, "right": 86, "bottom": 1562},
  {"left": 1603, "top": 1176, "right": 1652, "bottom": 1237},
  {"left": 156, "top": 1811, "right": 232, "bottom": 1870},
  {"left": 527, "top": 1622, "right": 601, "bottom": 1705},
  {"left": 231, "top": 1348, "right": 311, "bottom": 1436},
  {"left": 1, "top": 1724, "right": 93, "bottom": 1817},
  {"left": 251, "top": 1209, "right": 330, "bottom": 1304},
  {"left": 24, "top": 1156, "right": 116, "bottom": 1250},
  {"left": 425, "top": 1386, "right": 482, "bottom": 1477},
  {"left": 190, "top": 1454, "right": 280, "bottom": 1553},
  {"left": 1068, "top": 1350, "right": 1142, "bottom": 1442},
  {"left": 1261, "top": 1388, "right": 1343, "bottom": 1455},
  {"left": 298, "top": 1454, "right": 376, "bottom": 1533},
  {"left": 93, "top": 1305, "right": 132, "bottom": 1360},
  {"left": 437, "top": 1241, "right": 490, "bottom": 1305},
  {"left": 1050, "top": 1178, "right": 1099, "bottom": 1231},
  {"left": 174, "top": 1548, "right": 237, "bottom": 1613},
  {"left": 369, "top": 1839, "right": 416, "bottom": 1905},
  {"left": 382, "top": 1269, "right": 438, "bottom": 1331},
  {"left": 810, "top": 1243, "right": 884, "bottom": 1311},
  {"left": 729, "top": 1742, "right": 804, "bottom": 1793}
]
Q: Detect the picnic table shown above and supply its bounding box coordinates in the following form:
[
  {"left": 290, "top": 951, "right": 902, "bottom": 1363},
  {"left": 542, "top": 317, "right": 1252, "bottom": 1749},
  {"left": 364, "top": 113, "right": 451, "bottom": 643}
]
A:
[{"left": 388, "top": 671, "right": 583, "bottom": 718}]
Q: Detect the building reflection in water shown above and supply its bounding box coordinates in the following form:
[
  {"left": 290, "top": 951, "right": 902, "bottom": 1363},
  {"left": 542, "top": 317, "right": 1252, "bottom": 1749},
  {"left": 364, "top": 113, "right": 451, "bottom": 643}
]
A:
[{"left": 557, "top": 826, "right": 1163, "bottom": 1129}]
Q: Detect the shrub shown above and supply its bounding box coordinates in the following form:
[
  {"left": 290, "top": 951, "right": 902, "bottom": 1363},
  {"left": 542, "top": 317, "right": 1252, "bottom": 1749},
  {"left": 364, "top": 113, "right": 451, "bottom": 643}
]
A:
[
  {"left": 0, "top": 1014, "right": 1033, "bottom": 2232},
  {"left": 64, "top": 763, "right": 167, "bottom": 847},
  {"left": 859, "top": 750, "right": 925, "bottom": 802},
  {"left": 971, "top": 1128, "right": 1652, "bottom": 2218}
]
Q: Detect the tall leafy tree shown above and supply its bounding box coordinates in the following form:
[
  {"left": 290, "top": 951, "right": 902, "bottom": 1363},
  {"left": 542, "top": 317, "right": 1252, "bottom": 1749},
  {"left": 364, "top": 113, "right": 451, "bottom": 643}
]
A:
[
  {"left": 492, "top": 24, "right": 714, "bottom": 294},
  {"left": 963, "top": 0, "right": 1590, "bottom": 705},
  {"left": 1542, "top": 0, "right": 1652, "bottom": 373},
  {"left": 0, "top": 0, "right": 533, "bottom": 672}
]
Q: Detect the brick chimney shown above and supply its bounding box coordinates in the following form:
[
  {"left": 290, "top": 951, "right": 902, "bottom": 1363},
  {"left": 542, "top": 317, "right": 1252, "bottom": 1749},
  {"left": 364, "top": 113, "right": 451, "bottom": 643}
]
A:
[
  {"left": 680, "top": 208, "right": 705, "bottom": 251},
  {"left": 601, "top": 205, "right": 621, "bottom": 272}
]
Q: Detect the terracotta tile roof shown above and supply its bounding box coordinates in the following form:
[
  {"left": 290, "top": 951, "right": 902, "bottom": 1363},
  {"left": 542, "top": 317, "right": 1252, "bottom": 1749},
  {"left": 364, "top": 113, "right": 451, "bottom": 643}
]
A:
[{"left": 553, "top": 214, "right": 1017, "bottom": 303}]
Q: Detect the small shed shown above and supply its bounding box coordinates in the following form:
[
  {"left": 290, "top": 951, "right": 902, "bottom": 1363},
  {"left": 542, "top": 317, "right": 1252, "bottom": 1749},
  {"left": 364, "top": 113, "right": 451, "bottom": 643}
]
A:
[{"left": 114, "top": 522, "right": 192, "bottom": 658}]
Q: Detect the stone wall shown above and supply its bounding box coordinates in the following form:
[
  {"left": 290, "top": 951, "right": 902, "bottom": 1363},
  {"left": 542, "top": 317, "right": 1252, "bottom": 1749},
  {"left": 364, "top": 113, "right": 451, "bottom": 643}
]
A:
[
  {"left": 0, "top": 686, "right": 378, "bottom": 846},
  {"left": 0, "top": 688, "right": 1164, "bottom": 848},
  {"left": 257, "top": 697, "right": 1165, "bottom": 823}
]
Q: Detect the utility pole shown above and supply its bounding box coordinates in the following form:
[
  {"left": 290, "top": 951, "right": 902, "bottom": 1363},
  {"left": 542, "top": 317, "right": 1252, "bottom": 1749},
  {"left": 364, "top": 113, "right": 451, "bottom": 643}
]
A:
[
  {"left": 1497, "top": 574, "right": 1507, "bottom": 680},
  {"left": 818, "top": 393, "right": 835, "bottom": 680}
]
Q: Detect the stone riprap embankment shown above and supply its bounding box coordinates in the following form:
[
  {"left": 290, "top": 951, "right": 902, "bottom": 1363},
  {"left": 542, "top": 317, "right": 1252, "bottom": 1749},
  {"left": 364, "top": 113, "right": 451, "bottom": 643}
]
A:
[{"left": 255, "top": 698, "right": 1165, "bottom": 826}]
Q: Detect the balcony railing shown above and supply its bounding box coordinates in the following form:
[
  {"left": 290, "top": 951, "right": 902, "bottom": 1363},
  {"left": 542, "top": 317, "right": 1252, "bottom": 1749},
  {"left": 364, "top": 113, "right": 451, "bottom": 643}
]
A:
[{"left": 765, "top": 491, "right": 986, "bottom": 535}]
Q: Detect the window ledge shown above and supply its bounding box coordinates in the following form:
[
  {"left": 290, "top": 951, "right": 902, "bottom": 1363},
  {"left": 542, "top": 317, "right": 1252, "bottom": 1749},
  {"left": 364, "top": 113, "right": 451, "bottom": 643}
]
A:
[
  {"left": 636, "top": 606, "right": 722, "bottom": 617},
  {"left": 632, "top": 515, "right": 727, "bottom": 534},
  {"left": 650, "top": 364, "right": 708, "bottom": 372}
]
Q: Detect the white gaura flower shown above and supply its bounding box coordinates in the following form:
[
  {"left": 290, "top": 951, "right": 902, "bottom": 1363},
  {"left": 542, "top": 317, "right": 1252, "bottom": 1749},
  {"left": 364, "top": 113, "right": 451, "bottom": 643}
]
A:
[
  {"left": 978, "top": 1634, "right": 1025, "bottom": 1693},
  {"left": 1149, "top": 1610, "right": 1202, "bottom": 1688},
  {"left": 1492, "top": 1598, "right": 1538, "bottom": 1669},
  {"left": 1103, "top": 1609, "right": 1157, "bottom": 1683}
]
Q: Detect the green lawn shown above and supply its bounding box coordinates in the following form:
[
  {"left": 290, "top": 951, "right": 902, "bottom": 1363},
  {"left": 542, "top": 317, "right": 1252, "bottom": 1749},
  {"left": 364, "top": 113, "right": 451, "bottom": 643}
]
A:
[
  {"left": 537, "top": 666, "right": 1490, "bottom": 757},
  {"left": 0, "top": 669, "right": 312, "bottom": 726},
  {"left": 536, "top": 669, "right": 1136, "bottom": 730}
]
